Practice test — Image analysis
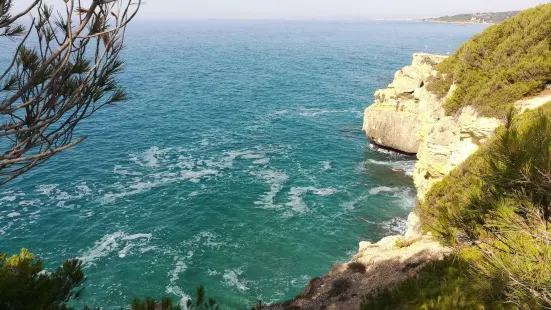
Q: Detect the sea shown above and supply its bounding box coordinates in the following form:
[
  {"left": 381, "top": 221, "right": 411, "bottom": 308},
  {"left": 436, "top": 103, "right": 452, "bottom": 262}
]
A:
[{"left": 0, "top": 20, "right": 486, "bottom": 309}]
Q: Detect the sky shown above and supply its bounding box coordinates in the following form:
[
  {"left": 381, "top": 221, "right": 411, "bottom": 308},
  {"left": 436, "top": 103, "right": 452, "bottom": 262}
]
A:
[{"left": 12, "top": 0, "right": 546, "bottom": 20}]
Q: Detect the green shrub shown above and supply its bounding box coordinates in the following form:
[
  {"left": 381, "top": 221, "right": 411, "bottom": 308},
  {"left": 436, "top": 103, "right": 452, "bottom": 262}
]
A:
[
  {"left": 394, "top": 237, "right": 420, "bottom": 248},
  {"left": 0, "top": 249, "right": 224, "bottom": 310},
  {"left": 426, "top": 4, "right": 551, "bottom": 118},
  {"left": 0, "top": 248, "right": 86, "bottom": 310},
  {"left": 360, "top": 257, "right": 510, "bottom": 310},
  {"left": 419, "top": 103, "right": 551, "bottom": 307}
]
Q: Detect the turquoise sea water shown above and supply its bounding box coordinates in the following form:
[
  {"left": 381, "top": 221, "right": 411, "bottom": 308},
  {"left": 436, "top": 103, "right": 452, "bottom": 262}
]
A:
[{"left": 0, "top": 21, "right": 485, "bottom": 308}]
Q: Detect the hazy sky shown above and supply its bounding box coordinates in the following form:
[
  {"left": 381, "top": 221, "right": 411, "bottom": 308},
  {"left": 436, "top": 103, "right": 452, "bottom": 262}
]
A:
[{"left": 13, "top": 0, "right": 546, "bottom": 20}]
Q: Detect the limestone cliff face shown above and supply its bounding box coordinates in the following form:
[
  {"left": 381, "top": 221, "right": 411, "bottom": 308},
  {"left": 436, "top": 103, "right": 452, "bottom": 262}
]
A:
[
  {"left": 363, "top": 53, "right": 503, "bottom": 199},
  {"left": 362, "top": 53, "right": 447, "bottom": 154},
  {"left": 414, "top": 105, "right": 502, "bottom": 199}
]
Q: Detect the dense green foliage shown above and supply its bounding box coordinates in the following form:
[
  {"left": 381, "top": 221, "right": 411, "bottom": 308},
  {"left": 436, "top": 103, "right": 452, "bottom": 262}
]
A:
[
  {"left": 360, "top": 257, "right": 510, "bottom": 310},
  {"left": 427, "top": 4, "right": 551, "bottom": 117},
  {"left": 0, "top": 249, "right": 224, "bottom": 310},
  {"left": 0, "top": 249, "right": 85, "bottom": 309},
  {"left": 419, "top": 103, "right": 551, "bottom": 307},
  {"left": 420, "top": 103, "right": 551, "bottom": 244}
]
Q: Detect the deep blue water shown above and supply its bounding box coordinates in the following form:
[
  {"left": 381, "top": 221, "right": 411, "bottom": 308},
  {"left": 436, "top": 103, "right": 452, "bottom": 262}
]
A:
[{"left": 0, "top": 21, "right": 485, "bottom": 308}]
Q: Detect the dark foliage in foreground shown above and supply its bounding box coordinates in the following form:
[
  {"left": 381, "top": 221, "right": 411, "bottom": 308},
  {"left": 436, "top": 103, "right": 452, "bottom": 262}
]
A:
[
  {"left": 0, "top": 0, "right": 140, "bottom": 184},
  {"left": 0, "top": 248, "right": 224, "bottom": 310}
]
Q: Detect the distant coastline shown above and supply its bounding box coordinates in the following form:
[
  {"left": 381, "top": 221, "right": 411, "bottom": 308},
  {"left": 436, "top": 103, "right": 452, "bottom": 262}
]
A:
[{"left": 420, "top": 11, "right": 519, "bottom": 25}]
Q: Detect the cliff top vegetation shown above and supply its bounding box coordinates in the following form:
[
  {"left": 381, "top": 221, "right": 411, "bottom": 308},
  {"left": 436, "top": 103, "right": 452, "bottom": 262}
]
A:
[
  {"left": 427, "top": 4, "right": 551, "bottom": 118},
  {"left": 418, "top": 102, "right": 551, "bottom": 307}
]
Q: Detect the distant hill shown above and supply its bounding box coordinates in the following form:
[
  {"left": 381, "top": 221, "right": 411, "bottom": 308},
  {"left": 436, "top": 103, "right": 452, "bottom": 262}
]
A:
[{"left": 421, "top": 11, "right": 520, "bottom": 24}]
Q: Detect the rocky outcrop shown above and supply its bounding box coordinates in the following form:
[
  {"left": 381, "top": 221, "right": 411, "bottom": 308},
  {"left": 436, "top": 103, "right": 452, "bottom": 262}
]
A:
[
  {"left": 362, "top": 53, "right": 447, "bottom": 154},
  {"left": 363, "top": 53, "right": 503, "bottom": 199},
  {"left": 263, "top": 214, "right": 449, "bottom": 310},
  {"left": 414, "top": 106, "right": 502, "bottom": 199}
]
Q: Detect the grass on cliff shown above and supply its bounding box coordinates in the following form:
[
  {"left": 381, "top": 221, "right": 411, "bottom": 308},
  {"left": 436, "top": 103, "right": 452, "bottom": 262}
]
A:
[
  {"left": 418, "top": 102, "right": 551, "bottom": 307},
  {"left": 360, "top": 257, "right": 511, "bottom": 310},
  {"left": 427, "top": 4, "right": 551, "bottom": 118}
]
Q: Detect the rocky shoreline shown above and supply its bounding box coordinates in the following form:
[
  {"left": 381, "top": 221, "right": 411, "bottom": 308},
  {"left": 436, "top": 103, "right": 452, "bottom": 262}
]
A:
[
  {"left": 264, "top": 50, "right": 551, "bottom": 309},
  {"left": 265, "top": 51, "right": 551, "bottom": 309}
]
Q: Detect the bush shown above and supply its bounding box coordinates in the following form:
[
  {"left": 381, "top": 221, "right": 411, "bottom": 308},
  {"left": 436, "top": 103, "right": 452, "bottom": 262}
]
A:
[
  {"left": 419, "top": 103, "right": 551, "bottom": 307},
  {"left": 0, "top": 249, "right": 224, "bottom": 310},
  {"left": 394, "top": 237, "right": 419, "bottom": 248},
  {"left": 360, "top": 257, "right": 510, "bottom": 310},
  {"left": 420, "top": 103, "right": 551, "bottom": 245},
  {"left": 426, "top": 4, "right": 551, "bottom": 118},
  {"left": 327, "top": 278, "right": 351, "bottom": 298},
  {"left": 347, "top": 262, "right": 367, "bottom": 274},
  {"left": 0, "top": 248, "right": 86, "bottom": 310}
]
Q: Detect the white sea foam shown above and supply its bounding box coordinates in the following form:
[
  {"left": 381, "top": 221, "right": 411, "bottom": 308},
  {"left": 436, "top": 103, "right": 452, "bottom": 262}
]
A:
[
  {"left": 381, "top": 217, "right": 408, "bottom": 235},
  {"left": 7, "top": 212, "right": 20, "bottom": 218},
  {"left": 274, "top": 109, "right": 289, "bottom": 115},
  {"left": 223, "top": 268, "right": 249, "bottom": 292},
  {"left": 298, "top": 108, "right": 362, "bottom": 117},
  {"left": 285, "top": 187, "right": 338, "bottom": 214},
  {"left": 224, "top": 149, "right": 272, "bottom": 168},
  {"left": 253, "top": 158, "right": 270, "bottom": 165},
  {"left": 102, "top": 169, "right": 218, "bottom": 203},
  {"left": 322, "top": 161, "right": 332, "bottom": 170},
  {"left": 37, "top": 184, "right": 58, "bottom": 196},
  {"left": 166, "top": 251, "right": 194, "bottom": 306},
  {"left": 113, "top": 165, "right": 142, "bottom": 176},
  {"left": 1, "top": 196, "right": 16, "bottom": 202},
  {"left": 368, "top": 186, "right": 415, "bottom": 210},
  {"left": 366, "top": 159, "right": 417, "bottom": 177},
  {"left": 79, "top": 232, "right": 152, "bottom": 266},
  {"left": 252, "top": 170, "right": 289, "bottom": 210},
  {"left": 130, "top": 146, "right": 172, "bottom": 168},
  {"left": 207, "top": 269, "right": 221, "bottom": 276},
  {"left": 341, "top": 195, "right": 367, "bottom": 211},
  {"left": 368, "top": 143, "right": 413, "bottom": 157},
  {"left": 368, "top": 186, "right": 399, "bottom": 196},
  {"left": 19, "top": 199, "right": 40, "bottom": 207}
]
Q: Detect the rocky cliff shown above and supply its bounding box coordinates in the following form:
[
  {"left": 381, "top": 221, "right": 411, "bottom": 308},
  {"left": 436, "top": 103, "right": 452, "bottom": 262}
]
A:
[
  {"left": 264, "top": 213, "right": 449, "bottom": 310},
  {"left": 363, "top": 53, "right": 502, "bottom": 199},
  {"left": 265, "top": 53, "right": 551, "bottom": 310}
]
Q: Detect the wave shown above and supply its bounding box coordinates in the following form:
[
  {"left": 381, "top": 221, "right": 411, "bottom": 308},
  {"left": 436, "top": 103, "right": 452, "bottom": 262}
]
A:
[
  {"left": 381, "top": 217, "right": 408, "bottom": 236},
  {"left": 368, "top": 143, "right": 412, "bottom": 157},
  {"left": 7, "top": 212, "right": 20, "bottom": 218},
  {"left": 130, "top": 146, "right": 172, "bottom": 168},
  {"left": 165, "top": 249, "right": 194, "bottom": 305},
  {"left": 341, "top": 195, "right": 367, "bottom": 211},
  {"left": 366, "top": 159, "right": 417, "bottom": 177},
  {"left": 222, "top": 268, "right": 249, "bottom": 292},
  {"left": 79, "top": 232, "right": 152, "bottom": 266},
  {"left": 274, "top": 110, "right": 289, "bottom": 115},
  {"left": 165, "top": 230, "right": 241, "bottom": 304},
  {"left": 252, "top": 170, "right": 289, "bottom": 210},
  {"left": 298, "top": 108, "right": 362, "bottom": 117},
  {"left": 285, "top": 187, "right": 339, "bottom": 215},
  {"left": 368, "top": 186, "right": 399, "bottom": 196},
  {"left": 0, "top": 195, "right": 16, "bottom": 202}
]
